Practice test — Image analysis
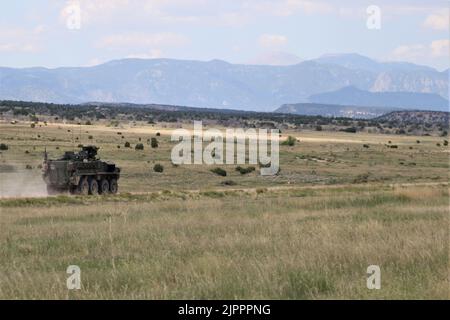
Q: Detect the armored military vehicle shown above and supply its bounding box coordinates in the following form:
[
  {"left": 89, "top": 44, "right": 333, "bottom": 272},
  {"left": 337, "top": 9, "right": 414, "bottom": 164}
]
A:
[{"left": 42, "top": 146, "right": 121, "bottom": 195}]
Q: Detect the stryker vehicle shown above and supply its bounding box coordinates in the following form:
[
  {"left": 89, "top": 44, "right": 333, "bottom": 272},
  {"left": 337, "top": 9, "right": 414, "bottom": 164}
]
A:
[{"left": 42, "top": 146, "right": 121, "bottom": 195}]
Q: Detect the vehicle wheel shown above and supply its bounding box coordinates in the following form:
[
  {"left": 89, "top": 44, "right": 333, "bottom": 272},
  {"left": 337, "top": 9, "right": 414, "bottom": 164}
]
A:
[
  {"left": 89, "top": 179, "right": 99, "bottom": 195},
  {"left": 69, "top": 186, "right": 78, "bottom": 195},
  {"left": 99, "top": 179, "right": 110, "bottom": 194},
  {"left": 109, "top": 179, "right": 118, "bottom": 194},
  {"left": 78, "top": 177, "right": 89, "bottom": 195}
]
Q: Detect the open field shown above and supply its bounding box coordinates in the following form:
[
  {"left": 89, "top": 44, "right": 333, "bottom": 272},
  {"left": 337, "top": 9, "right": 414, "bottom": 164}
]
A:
[
  {"left": 0, "top": 121, "right": 448, "bottom": 195},
  {"left": 0, "top": 120, "right": 449, "bottom": 299},
  {"left": 0, "top": 184, "right": 448, "bottom": 299}
]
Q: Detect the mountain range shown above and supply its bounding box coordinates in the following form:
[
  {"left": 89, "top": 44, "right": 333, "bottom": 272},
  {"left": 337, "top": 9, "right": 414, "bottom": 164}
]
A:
[{"left": 0, "top": 53, "right": 448, "bottom": 112}]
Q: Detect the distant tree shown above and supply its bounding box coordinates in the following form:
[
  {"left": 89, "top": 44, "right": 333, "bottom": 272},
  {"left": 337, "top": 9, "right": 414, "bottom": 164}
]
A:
[
  {"left": 135, "top": 143, "right": 144, "bottom": 150},
  {"left": 153, "top": 164, "right": 164, "bottom": 173},
  {"left": 151, "top": 137, "right": 159, "bottom": 148},
  {"left": 281, "top": 136, "right": 296, "bottom": 146},
  {"left": 210, "top": 167, "right": 227, "bottom": 177}
]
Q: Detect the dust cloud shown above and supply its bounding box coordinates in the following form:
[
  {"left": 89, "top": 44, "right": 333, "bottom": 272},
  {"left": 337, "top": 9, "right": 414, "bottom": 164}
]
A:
[{"left": 0, "top": 166, "right": 48, "bottom": 198}]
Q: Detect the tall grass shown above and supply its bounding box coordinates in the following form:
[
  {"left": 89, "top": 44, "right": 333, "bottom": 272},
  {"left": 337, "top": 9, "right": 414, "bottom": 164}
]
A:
[{"left": 0, "top": 184, "right": 447, "bottom": 299}]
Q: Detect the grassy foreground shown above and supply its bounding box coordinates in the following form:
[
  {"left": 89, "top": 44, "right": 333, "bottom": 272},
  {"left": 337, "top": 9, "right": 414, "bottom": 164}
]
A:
[{"left": 0, "top": 183, "right": 448, "bottom": 299}]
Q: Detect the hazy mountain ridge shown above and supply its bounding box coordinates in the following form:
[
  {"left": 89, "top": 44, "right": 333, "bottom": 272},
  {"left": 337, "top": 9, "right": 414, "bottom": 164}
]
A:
[
  {"left": 275, "top": 102, "right": 400, "bottom": 119},
  {"left": 309, "top": 86, "right": 449, "bottom": 112},
  {"left": 0, "top": 54, "right": 447, "bottom": 111}
]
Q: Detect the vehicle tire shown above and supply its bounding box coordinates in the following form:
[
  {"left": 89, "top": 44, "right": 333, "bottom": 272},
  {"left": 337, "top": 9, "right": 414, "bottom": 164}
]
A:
[
  {"left": 109, "top": 178, "right": 118, "bottom": 194},
  {"left": 69, "top": 186, "right": 78, "bottom": 195},
  {"left": 89, "top": 179, "right": 99, "bottom": 196},
  {"left": 99, "top": 179, "right": 110, "bottom": 195},
  {"left": 78, "top": 177, "right": 89, "bottom": 195}
]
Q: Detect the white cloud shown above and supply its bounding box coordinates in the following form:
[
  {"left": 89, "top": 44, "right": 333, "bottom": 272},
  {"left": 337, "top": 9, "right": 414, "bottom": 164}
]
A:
[
  {"left": 431, "top": 39, "right": 449, "bottom": 57},
  {"left": 391, "top": 39, "right": 449, "bottom": 63},
  {"left": 258, "top": 34, "right": 288, "bottom": 48},
  {"left": 126, "top": 49, "right": 164, "bottom": 59},
  {"left": 97, "top": 32, "right": 189, "bottom": 49},
  {"left": 0, "top": 27, "right": 42, "bottom": 53},
  {"left": 244, "top": 0, "right": 333, "bottom": 16},
  {"left": 423, "top": 10, "right": 449, "bottom": 31}
]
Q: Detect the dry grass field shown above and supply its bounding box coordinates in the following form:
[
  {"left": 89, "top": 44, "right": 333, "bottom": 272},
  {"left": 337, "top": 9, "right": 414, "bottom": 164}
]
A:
[{"left": 0, "top": 120, "right": 448, "bottom": 299}]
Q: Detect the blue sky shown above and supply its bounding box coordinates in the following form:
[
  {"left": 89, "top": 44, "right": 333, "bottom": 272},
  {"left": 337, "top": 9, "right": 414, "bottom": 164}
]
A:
[{"left": 0, "top": 0, "right": 448, "bottom": 70}]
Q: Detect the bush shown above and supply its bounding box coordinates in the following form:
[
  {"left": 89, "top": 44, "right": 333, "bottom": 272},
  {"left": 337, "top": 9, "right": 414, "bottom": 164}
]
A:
[
  {"left": 124, "top": 142, "right": 131, "bottom": 148},
  {"left": 221, "top": 180, "right": 237, "bottom": 186},
  {"left": 156, "top": 132, "right": 161, "bottom": 136},
  {"left": 153, "top": 164, "right": 164, "bottom": 173},
  {"left": 210, "top": 167, "right": 227, "bottom": 177},
  {"left": 443, "top": 140, "right": 448, "bottom": 146},
  {"left": 315, "top": 125, "right": 323, "bottom": 131},
  {"left": 151, "top": 137, "right": 159, "bottom": 148},
  {"left": 236, "top": 166, "right": 256, "bottom": 175},
  {"left": 88, "top": 135, "right": 93, "bottom": 140},
  {"left": 25, "top": 164, "right": 33, "bottom": 170},
  {"left": 135, "top": 143, "right": 144, "bottom": 150},
  {"left": 0, "top": 143, "right": 8, "bottom": 151},
  {"left": 30, "top": 123, "right": 35, "bottom": 128},
  {"left": 363, "top": 144, "right": 369, "bottom": 148},
  {"left": 390, "top": 145, "right": 398, "bottom": 149},
  {"left": 340, "top": 127, "right": 357, "bottom": 133},
  {"left": 85, "top": 120, "right": 92, "bottom": 125},
  {"left": 281, "top": 136, "right": 296, "bottom": 146}
]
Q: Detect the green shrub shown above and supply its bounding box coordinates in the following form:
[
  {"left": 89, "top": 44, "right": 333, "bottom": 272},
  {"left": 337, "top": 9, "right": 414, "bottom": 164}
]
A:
[
  {"left": 221, "top": 180, "right": 237, "bottom": 186},
  {"left": 340, "top": 127, "right": 357, "bottom": 133},
  {"left": 236, "top": 166, "right": 256, "bottom": 175},
  {"left": 0, "top": 143, "right": 8, "bottom": 151},
  {"left": 124, "top": 142, "right": 131, "bottom": 148},
  {"left": 210, "top": 167, "right": 227, "bottom": 177},
  {"left": 443, "top": 140, "right": 448, "bottom": 146},
  {"left": 282, "top": 136, "right": 296, "bottom": 146},
  {"left": 151, "top": 137, "right": 159, "bottom": 148},
  {"left": 135, "top": 143, "right": 144, "bottom": 150},
  {"left": 153, "top": 164, "right": 164, "bottom": 173}
]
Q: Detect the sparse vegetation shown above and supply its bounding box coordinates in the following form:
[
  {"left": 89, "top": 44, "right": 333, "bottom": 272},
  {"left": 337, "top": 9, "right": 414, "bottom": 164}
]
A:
[
  {"left": 153, "top": 164, "right": 164, "bottom": 173},
  {"left": 236, "top": 166, "right": 256, "bottom": 175},
  {"left": 135, "top": 143, "right": 144, "bottom": 150},
  {"left": 151, "top": 137, "right": 159, "bottom": 148},
  {"left": 282, "top": 136, "right": 296, "bottom": 146},
  {"left": 210, "top": 167, "right": 227, "bottom": 177}
]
